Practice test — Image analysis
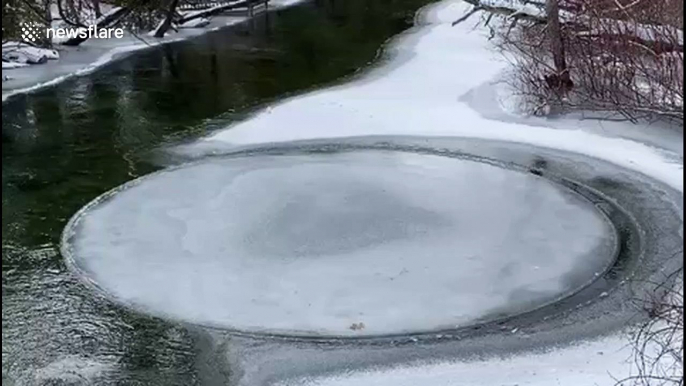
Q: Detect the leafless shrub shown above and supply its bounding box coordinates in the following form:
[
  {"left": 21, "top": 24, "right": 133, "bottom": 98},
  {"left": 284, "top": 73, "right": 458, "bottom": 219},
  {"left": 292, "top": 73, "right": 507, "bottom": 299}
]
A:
[
  {"left": 488, "top": 0, "right": 684, "bottom": 122},
  {"left": 617, "top": 270, "right": 683, "bottom": 386},
  {"left": 567, "top": 0, "right": 683, "bottom": 122}
]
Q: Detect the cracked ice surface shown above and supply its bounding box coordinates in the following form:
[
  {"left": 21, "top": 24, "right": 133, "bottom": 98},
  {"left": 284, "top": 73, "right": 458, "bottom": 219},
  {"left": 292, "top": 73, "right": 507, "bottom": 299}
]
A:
[{"left": 67, "top": 150, "right": 615, "bottom": 336}]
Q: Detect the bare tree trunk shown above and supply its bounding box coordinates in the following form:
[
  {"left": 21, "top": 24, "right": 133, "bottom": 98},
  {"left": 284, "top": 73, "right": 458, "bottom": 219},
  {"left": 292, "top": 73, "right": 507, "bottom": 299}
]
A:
[
  {"left": 67, "top": 0, "right": 79, "bottom": 23},
  {"left": 57, "top": 0, "right": 84, "bottom": 27},
  {"left": 154, "top": 0, "right": 180, "bottom": 38},
  {"left": 43, "top": 0, "right": 53, "bottom": 47},
  {"left": 545, "top": 0, "right": 572, "bottom": 92},
  {"left": 93, "top": 0, "right": 102, "bottom": 18}
]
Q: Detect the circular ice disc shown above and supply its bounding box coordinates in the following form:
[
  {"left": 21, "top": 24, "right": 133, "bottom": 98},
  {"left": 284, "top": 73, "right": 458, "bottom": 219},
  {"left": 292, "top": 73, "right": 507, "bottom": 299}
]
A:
[{"left": 63, "top": 150, "right": 617, "bottom": 337}]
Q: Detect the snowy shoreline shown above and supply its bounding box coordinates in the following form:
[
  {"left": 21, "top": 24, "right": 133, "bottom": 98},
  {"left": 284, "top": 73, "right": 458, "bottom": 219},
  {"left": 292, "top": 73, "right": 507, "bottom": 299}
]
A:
[
  {"left": 181, "top": 0, "right": 683, "bottom": 187},
  {"left": 1, "top": 0, "right": 304, "bottom": 102}
]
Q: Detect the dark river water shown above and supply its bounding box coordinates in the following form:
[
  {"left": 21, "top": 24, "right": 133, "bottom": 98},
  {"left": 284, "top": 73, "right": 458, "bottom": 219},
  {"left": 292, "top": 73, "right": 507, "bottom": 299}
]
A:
[{"left": 1, "top": 0, "right": 434, "bottom": 384}]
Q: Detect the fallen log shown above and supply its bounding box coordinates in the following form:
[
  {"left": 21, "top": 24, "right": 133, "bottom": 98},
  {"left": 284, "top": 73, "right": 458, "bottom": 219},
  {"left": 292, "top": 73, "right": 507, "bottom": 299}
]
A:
[{"left": 178, "top": 0, "right": 265, "bottom": 24}]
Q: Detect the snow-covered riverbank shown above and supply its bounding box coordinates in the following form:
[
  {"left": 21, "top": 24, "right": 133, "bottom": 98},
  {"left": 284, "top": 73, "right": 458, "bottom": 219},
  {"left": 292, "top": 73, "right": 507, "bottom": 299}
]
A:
[
  {"left": 1, "top": 0, "right": 303, "bottom": 102},
  {"left": 276, "top": 335, "right": 639, "bottom": 386},
  {"left": 194, "top": 0, "right": 682, "bottom": 182},
  {"left": 175, "top": 0, "right": 682, "bottom": 384}
]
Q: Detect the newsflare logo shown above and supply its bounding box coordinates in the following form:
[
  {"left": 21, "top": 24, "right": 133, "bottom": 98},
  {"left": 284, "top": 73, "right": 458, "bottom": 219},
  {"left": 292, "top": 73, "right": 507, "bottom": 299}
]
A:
[
  {"left": 21, "top": 22, "right": 124, "bottom": 43},
  {"left": 21, "top": 22, "right": 43, "bottom": 43}
]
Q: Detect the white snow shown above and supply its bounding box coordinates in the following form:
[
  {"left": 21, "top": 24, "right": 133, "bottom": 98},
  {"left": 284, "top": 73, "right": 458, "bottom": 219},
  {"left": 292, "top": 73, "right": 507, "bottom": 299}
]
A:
[
  {"left": 32, "top": 356, "right": 114, "bottom": 384},
  {"left": 67, "top": 151, "right": 615, "bottom": 336},
  {"left": 179, "top": 17, "right": 211, "bottom": 28},
  {"left": 275, "top": 335, "right": 640, "bottom": 386},
  {"left": 482, "top": 0, "right": 545, "bottom": 18},
  {"left": 2, "top": 42, "right": 59, "bottom": 64},
  {"left": 2, "top": 61, "right": 28, "bottom": 69}
]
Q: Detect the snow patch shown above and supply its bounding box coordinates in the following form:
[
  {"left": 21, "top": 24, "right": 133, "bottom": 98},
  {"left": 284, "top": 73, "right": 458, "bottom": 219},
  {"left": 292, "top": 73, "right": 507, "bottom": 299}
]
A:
[
  {"left": 179, "top": 18, "right": 211, "bottom": 28},
  {"left": 275, "top": 336, "right": 637, "bottom": 386},
  {"left": 2, "top": 61, "right": 28, "bottom": 69},
  {"left": 2, "top": 42, "right": 59, "bottom": 65},
  {"left": 33, "top": 356, "right": 114, "bottom": 383}
]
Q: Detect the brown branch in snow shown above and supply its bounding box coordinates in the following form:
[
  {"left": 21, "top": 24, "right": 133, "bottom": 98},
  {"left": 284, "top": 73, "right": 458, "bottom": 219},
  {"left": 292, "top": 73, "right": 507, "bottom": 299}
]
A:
[
  {"left": 154, "top": 0, "right": 180, "bottom": 37},
  {"left": 457, "top": 0, "right": 548, "bottom": 25},
  {"left": 177, "top": 0, "right": 262, "bottom": 24},
  {"left": 576, "top": 33, "right": 683, "bottom": 54},
  {"left": 452, "top": 5, "right": 482, "bottom": 26}
]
